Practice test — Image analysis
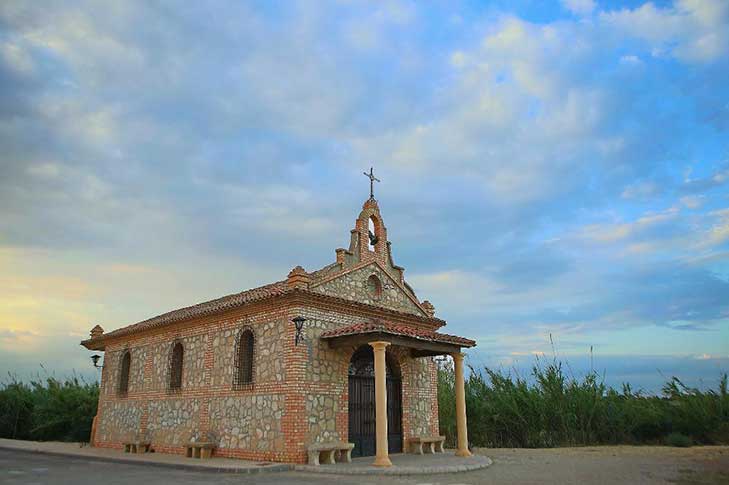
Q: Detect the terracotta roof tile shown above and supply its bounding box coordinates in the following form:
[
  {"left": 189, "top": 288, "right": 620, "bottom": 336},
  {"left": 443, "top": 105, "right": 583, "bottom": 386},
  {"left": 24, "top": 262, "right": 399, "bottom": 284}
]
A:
[
  {"left": 83, "top": 263, "right": 450, "bottom": 348},
  {"left": 94, "top": 280, "right": 289, "bottom": 341},
  {"left": 320, "top": 321, "right": 476, "bottom": 347}
]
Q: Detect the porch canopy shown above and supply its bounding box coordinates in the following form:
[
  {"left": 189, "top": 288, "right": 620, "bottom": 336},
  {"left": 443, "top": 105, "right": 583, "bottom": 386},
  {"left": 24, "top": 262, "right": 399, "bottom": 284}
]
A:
[
  {"left": 320, "top": 320, "right": 476, "bottom": 467},
  {"left": 320, "top": 320, "right": 475, "bottom": 356}
]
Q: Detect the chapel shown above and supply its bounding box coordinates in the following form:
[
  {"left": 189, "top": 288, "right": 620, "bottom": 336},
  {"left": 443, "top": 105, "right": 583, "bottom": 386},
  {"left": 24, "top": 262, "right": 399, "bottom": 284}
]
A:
[{"left": 81, "top": 174, "right": 476, "bottom": 465}]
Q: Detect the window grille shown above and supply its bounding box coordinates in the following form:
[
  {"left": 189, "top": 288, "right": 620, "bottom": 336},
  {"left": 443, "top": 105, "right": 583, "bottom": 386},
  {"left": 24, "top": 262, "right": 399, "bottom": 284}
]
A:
[
  {"left": 169, "top": 341, "right": 184, "bottom": 391},
  {"left": 118, "top": 350, "right": 131, "bottom": 396},
  {"left": 234, "top": 329, "right": 254, "bottom": 388}
]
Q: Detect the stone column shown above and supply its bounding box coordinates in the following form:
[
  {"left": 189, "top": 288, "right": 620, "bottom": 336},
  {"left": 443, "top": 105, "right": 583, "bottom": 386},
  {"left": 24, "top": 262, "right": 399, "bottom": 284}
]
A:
[
  {"left": 452, "top": 352, "right": 472, "bottom": 457},
  {"left": 369, "top": 341, "right": 392, "bottom": 467}
]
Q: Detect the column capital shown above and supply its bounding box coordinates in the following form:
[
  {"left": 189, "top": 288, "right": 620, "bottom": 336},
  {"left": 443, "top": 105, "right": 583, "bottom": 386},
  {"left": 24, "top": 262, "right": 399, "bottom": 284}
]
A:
[
  {"left": 451, "top": 352, "right": 464, "bottom": 362},
  {"left": 369, "top": 341, "right": 391, "bottom": 352}
]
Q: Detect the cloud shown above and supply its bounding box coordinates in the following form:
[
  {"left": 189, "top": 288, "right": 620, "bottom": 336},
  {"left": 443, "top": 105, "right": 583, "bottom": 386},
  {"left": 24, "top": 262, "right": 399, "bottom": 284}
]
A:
[
  {"left": 700, "top": 209, "right": 729, "bottom": 248},
  {"left": 0, "top": 0, "right": 728, "bottom": 391},
  {"left": 577, "top": 208, "right": 682, "bottom": 244},
  {"left": 682, "top": 165, "right": 729, "bottom": 193},
  {"left": 600, "top": 0, "right": 729, "bottom": 63},
  {"left": 562, "top": 0, "right": 596, "bottom": 16},
  {"left": 621, "top": 181, "right": 661, "bottom": 199},
  {"left": 680, "top": 195, "right": 705, "bottom": 209}
]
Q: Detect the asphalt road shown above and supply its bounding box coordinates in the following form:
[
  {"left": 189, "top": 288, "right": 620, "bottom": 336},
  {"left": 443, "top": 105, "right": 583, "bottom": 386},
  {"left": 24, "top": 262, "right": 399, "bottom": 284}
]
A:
[{"left": 2, "top": 446, "right": 728, "bottom": 485}]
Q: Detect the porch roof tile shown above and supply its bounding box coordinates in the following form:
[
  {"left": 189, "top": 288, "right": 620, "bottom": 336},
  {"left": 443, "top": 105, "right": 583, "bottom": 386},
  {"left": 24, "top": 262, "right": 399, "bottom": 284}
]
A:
[{"left": 320, "top": 321, "right": 476, "bottom": 348}]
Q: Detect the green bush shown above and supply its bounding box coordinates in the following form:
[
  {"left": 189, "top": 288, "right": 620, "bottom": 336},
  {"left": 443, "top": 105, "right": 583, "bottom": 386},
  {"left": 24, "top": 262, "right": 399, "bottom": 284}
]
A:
[
  {"left": 438, "top": 359, "right": 729, "bottom": 448},
  {"left": 665, "top": 432, "right": 692, "bottom": 447},
  {"left": 0, "top": 374, "right": 99, "bottom": 442}
]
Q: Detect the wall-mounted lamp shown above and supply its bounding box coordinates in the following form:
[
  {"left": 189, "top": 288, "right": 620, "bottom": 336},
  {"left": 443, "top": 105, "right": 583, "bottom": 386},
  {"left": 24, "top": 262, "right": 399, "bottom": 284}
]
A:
[
  {"left": 91, "top": 354, "right": 103, "bottom": 368},
  {"left": 292, "top": 316, "right": 307, "bottom": 346}
]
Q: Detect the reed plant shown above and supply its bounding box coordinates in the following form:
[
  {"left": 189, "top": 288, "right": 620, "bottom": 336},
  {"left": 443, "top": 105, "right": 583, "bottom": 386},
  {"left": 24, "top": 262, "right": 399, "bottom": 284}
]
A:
[
  {"left": 438, "top": 359, "right": 729, "bottom": 448},
  {"left": 0, "top": 374, "right": 99, "bottom": 442}
]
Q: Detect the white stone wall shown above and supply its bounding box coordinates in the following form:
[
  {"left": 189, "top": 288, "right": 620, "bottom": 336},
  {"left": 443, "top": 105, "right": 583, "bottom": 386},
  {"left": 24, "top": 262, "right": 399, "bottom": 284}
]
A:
[
  {"left": 147, "top": 398, "right": 202, "bottom": 447},
  {"left": 209, "top": 395, "right": 284, "bottom": 451},
  {"left": 312, "top": 264, "right": 424, "bottom": 316},
  {"left": 211, "top": 319, "right": 285, "bottom": 387},
  {"left": 148, "top": 334, "right": 207, "bottom": 391},
  {"left": 306, "top": 394, "right": 340, "bottom": 442},
  {"left": 97, "top": 400, "right": 142, "bottom": 443}
]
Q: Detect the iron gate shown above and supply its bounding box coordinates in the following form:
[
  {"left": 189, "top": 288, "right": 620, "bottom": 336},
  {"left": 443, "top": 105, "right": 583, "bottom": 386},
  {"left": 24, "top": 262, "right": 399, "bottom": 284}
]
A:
[{"left": 348, "top": 375, "right": 402, "bottom": 457}]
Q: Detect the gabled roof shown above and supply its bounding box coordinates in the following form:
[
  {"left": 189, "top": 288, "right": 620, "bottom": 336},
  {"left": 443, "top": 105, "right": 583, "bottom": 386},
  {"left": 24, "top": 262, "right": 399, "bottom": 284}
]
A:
[
  {"left": 81, "top": 276, "right": 448, "bottom": 349},
  {"left": 88, "top": 280, "right": 288, "bottom": 342},
  {"left": 81, "top": 197, "right": 472, "bottom": 350},
  {"left": 320, "top": 320, "right": 476, "bottom": 348}
]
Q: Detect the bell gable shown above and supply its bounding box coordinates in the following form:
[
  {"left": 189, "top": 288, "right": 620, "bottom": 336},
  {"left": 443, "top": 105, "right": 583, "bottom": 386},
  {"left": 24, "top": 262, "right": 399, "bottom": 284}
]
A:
[{"left": 306, "top": 194, "right": 430, "bottom": 317}]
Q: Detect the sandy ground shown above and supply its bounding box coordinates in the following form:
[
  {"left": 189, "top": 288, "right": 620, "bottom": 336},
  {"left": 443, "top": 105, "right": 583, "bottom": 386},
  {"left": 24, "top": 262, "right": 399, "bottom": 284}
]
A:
[
  {"left": 471, "top": 446, "right": 729, "bottom": 485},
  {"left": 2, "top": 445, "right": 728, "bottom": 484}
]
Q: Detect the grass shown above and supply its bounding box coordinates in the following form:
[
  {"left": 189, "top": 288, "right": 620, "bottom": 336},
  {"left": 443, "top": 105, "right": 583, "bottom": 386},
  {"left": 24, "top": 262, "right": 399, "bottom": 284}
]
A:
[
  {"left": 665, "top": 432, "right": 693, "bottom": 447},
  {"left": 0, "top": 374, "right": 99, "bottom": 442},
  {"left": 438, "top": 358, "right": 729, "bottom": 448}
]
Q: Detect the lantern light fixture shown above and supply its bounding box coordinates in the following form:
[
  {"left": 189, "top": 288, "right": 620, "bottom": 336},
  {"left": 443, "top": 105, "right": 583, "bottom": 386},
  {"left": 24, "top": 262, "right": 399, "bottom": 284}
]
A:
[{"left": 91, "top": 354, "right": 103, "bottom": 368}]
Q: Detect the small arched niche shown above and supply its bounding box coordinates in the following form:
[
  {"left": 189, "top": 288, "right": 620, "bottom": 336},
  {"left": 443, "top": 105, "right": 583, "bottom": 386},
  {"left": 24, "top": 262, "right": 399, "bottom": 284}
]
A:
[{"left": 367, "top": 274, "right": 382, "bottom": 300}]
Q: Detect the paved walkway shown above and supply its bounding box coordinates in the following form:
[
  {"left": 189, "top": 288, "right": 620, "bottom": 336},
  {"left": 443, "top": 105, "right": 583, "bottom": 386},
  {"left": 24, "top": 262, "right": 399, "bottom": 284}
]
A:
[
  {"left": 0, "top": 439, "right": 290, "bottom": 474},
  {"left": 2, "top": 443, "right": 728, "bottom": 484},
  {"left": 296, "top": 451, "right": 491, "bottom": 475},
  {"left": 0, "top": 439, "right": 489, "bottom": 475}
]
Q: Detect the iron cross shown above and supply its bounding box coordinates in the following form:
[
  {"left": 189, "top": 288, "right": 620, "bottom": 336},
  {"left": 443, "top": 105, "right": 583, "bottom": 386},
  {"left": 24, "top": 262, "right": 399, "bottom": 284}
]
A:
[{"left": 363, "top": 167, "right": 380, "bottom": 199}]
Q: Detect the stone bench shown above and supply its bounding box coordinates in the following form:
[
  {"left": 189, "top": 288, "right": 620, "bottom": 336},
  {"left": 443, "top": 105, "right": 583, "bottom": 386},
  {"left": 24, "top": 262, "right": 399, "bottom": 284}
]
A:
[
  {"left": 407, "top": 435, "right": 446, "bottom": 455},
  {"left": 123, "top": 441, "right": 151, "bottom": 454},
  {"left": 307, "top": 441, "right": 355, "bottom": 466},
  {"left": 185, "top": 441, "right": 215, "bottom": 459}
]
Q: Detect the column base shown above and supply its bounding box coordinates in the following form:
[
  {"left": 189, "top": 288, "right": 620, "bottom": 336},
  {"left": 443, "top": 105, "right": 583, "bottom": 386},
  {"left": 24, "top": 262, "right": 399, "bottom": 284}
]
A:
[
  {"left": 373, "top": 455, "right": 393, "bottom": 467},
  {"left": 455, "top": 448, "right": 473, "bottom": 457}
]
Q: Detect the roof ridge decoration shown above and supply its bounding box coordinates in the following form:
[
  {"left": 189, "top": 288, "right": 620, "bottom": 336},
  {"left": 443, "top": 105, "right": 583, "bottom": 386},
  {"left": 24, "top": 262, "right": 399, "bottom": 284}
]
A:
[{"left": 287, "top": 265, "right": 311, "bottom": 289}]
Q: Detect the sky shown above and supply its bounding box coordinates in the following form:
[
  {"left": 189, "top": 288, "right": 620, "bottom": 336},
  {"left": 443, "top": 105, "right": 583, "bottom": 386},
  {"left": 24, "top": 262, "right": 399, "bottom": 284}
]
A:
[{"left": 1, "top": 0, "right": 728, "bottom": 393}]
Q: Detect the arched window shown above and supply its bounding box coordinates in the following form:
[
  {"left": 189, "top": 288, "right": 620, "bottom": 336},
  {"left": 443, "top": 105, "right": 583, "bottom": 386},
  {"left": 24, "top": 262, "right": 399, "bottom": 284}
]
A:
[
  {"left": 169, "top": 341, "right": 184, "bottom": 390},
  {"left": 118, "top": 350, "right": 131, "bottom": 396},
  {"left": 367, "top": 274, "right": 382, "bottom": 300},
  {"left": 234, "top": 329, "right": 254, "bottom": 388}
]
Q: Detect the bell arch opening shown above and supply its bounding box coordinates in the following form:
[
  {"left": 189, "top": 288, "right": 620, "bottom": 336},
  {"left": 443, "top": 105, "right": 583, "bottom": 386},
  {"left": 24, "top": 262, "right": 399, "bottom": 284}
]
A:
[{"left": 367, "top": 216, "right": 379, "bottom": 251}]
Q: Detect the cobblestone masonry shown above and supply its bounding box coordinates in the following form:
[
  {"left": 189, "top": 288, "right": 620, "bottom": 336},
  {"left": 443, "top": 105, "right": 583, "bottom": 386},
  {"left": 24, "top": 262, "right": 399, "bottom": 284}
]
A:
[
  {"left": 211, "top": 320, "right": 285, "bottom": 387},
  {"left": 147, "top": 398, "right": 202, "bottom": 448},
  {"left": 148, "top": 333, "right": 207, "bottom": 391},
  {"left": 403, "top": 356, "right": 438, "bottom": 436},
  {"left": 96, "top": 400, "right": 142, "bottom": 443},
  {"left": 312, "top": 263, "right": 424, "bottom": 316},
  {"left": 100, "top": 347, "right": 147, "bottom": 396},
  {"left": 209, "top": 394, "right": 284, "bottom": 451}
]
